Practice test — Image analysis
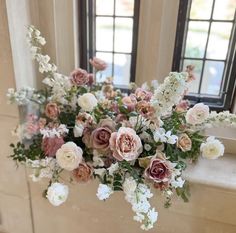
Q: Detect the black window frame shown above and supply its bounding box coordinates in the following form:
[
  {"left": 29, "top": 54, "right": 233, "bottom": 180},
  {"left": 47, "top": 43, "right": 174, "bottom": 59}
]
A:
[
  {"left": 78, "top": 0, "right": 140, "bottom": 86},
  {"left": 172, "top": 0, "right": 236, "bottom": 111}
]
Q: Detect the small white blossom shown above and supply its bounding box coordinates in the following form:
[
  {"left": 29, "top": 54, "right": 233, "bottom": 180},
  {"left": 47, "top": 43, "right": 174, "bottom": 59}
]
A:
[
  {"left": 73, "top": 124, "right": 84, "bottom": 137},
  {"left": 107, "top": 163, "right": 119, "bottom": 176},
  {"left": 96, "top": 184, "right": 113, "bottom": 200}
]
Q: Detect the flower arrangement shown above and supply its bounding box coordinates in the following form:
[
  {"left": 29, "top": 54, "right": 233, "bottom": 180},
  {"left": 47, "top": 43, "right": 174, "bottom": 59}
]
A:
[{"left": 7, "top": 25, "right": 236, "bottom": 230}]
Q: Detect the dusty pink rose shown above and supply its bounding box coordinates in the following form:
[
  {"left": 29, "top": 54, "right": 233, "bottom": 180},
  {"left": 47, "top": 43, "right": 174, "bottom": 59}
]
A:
[
  {"left": 145, "top": 157, "right": 172, "bottom": 183},
  {"left": 70, "top": 68, "right": 89, "bottom": 86},
  {"left": 42, "top": 137, "right": 64, "bottom": 157},
  {"left": 91, "top": 119, "right": 115, "bottom": 152},
  {"left": 115, "top": 114, "right": 127, "bottom": 123},
  {"left": 45, "top": 103, "right": 60, "bottom": 119},
  {"left": 89, "top": 57, "right": 107, "bottom": 71},
  {"left": 185, "top": 103, "right": 209, "bottom": 125},
  {"left": 136, "top": 100, "right": 155, "bottom": 118},
  {"left": 185, "top": 65, "right": 196, "bottom": 82},
  {"left": 175, "top": 100, "right": 190, "bottom": 113},
  {"left": 109, "top": 127, "right": 143, "bottom": 161},
  {"left": 73, "top": 163, "right": 93, "bottom": 183},
  {"left": 87, "top": 73, "right": 94, "bottom": 85},
  {"left": 177, "top": 133, "right": 192, "bottom": 152},
  {"left": 122, "top": 94, "right": 137, "bottom": 111},
  {"left": 135, "top": 88, "right": 153, "bottom": 101}
]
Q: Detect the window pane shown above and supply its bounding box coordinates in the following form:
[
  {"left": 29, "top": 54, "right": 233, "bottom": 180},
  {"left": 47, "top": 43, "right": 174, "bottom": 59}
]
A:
[
  {"left": 183, "top": 59, "right": 203, "bottom": 93},
  {"left": 96, "top": 17, "right": 113, "bottom": 51},
  {"left": 200, "top": 61, "right": 225, "bottom": 95},
  {"left": 115, "top": 0, "right": 134, "bottom": 16},
  {"left": 185, "top": 21, "right": 209, "bottom": 58},
  {"left": 96, "top": 0, "right": 114, "bottom": 15},
  {"left": 114, "top": 54, "right": 131, "bottom": 86},
  {"left": 190, "top": 0, "right": 214, "bottom": 19},
  {"left": 206, "top": 22, "right": 232, "bottom": 60},
  {"left": 213, "top": 0, "right": 236, "bottom": 20},
  {"left": 95, "top": 52, "right": 113, "bottom": 82},
  {"left": 114, "top": 18, "right": 133, "bottom": 53}
]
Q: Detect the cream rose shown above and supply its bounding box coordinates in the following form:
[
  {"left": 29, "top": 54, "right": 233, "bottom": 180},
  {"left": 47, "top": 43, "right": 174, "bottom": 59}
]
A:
[
  {"left": 177, "top": 133, "right": 192, "bottom": 152},
  {"left": 46, "top": 182, "right": 69, "bottom": 206},
  {"left": 200, "top": 136, "right": 224, "bottom": 159},
  {"left": 185, "top": 103, "right": 209, "bottom": 125},
  {"left": 109, "top": 127, "right": 143, "bottom": 161},
  {"left": 78, "top": 93, "right": 98, "bottom": 112},
  {"left": 56, "top": 142, "right": 83, "bottom": 171}
]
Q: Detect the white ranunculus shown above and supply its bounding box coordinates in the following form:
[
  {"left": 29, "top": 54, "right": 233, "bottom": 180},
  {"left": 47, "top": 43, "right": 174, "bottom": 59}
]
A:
[
  {"left": 185, "top": 103, "right": 209, "bottom": 125},
  {"left": 46, "top": 183, "right": 69, "bottom": 206},
  {"left": 78, "top": 93, "right": 98, "bottom": 112},
  {"left": 123, "top": 177, "right": 137, "bottom": 196},
  {"left": 200, "top": 136, "right": 224, "bottom": 159},
  {"left": 96, "top": 184, "right": 113, "bottom": 200},
  {"left": 56, "top": 142, "right": 83, "bottom": 171},
  {"left": 73, "top": 124, "right": 84, "bottom": 137}
]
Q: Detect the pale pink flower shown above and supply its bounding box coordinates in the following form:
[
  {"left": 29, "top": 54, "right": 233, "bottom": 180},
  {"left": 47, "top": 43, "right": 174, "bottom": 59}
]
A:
[
  {"left": 109, "top": 127, "right": 143, "bottom": 161},
  {"left": 45, "top": 102, "right": 60, "bottom": 119},
  {"left": 135, "top": 88, "right": 153, "bottom": 101},
  {"left": 89, "top": 57, "right": 107, "bottom": 71},
  {"left": 122, "top": 94, "right": 137, "bottom": 111},
  {"left": 70, "top": 68, "right": 89, "bottom": 86}
]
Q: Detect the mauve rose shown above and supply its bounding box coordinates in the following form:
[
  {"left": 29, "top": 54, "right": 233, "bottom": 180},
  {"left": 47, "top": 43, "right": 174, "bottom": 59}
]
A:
[
  {"left": 91, "top": 119, "right": 115, "bottom": 152},
  {"left": 135, "top": 88, "right": 153, "bottom": 101},
  {"left": 73, "top": 163, "right": 93, "bottom": 183},
  {"left": 115, "top": 114, "right": 127, "bottom": 123},
  {"left": 175, "top": 100, "right": 190, "bottom": 113},
  {"left": 45, "top": 102, "right": 60, "bottom": 119},
  {"left": 177, "top": 133, "right": 192, "bottom": 152},
  {"left": 89, "top": 57, "right": 107, "bottom": 71},
  {"left": 136, "top": 100, "right": 155, "bottom": 118},
  {"left": 42, "top": 137, "right": 64, "bottom": 157},
  {"left": 109, "top": 127, "right": 143, "bottom": 161},
  {"left": 70, "top": 68, "right": 89, "bottom": 86},
  {"left": 122, "top": 95, "right": 137, "bottom": 111},
  {"left": 145, "top": 157, "right": 172, "bottom": 183},
  {"left": 87, "top": 73, "right": 94, "bottom": 85}
]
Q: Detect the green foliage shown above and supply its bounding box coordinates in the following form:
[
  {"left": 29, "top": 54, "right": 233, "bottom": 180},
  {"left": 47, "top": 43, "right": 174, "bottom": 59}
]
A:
[{"left": 176, "top": 181, "right": 191, "bottom": 202}]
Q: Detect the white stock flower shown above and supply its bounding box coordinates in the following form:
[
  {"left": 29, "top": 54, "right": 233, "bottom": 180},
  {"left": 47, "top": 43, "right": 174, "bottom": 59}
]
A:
[
  {"left": 94, "top": 168, "right": 106, "bottom": 177},
  {"left": 78, "top": 93, "right": 98, "bottom": 112},
  {"left": 56, "top": 142, "right": 83, "bottom": 171},
  {"left": 123, "top": 177, "right": 137, "bottom": 196},
  {"left": 200, "top": 136, "right": 224, "bottom": 159},
  {"left": 186, "top": 103, "right": 209, "bottom": 125},
  {"left": 96, "top": 184, "right": 113, "bottom": 200},
  {"left": 154, "top": 128, "right": 177, "bottom": 144},
  {"left": 46, "top": 183, "right": 69, "bottom": 206}
]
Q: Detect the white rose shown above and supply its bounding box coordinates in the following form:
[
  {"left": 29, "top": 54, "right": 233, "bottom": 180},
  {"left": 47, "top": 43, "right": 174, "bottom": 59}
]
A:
[
  {"left": 96, "top": 184, "right": 113, "bottom": 200},
  {"left": 46, "top": 183, "right": 69, "bottom": 206},
  {"left": 185, "top": 103, "right": 209, "bottom": 125},
  {"left": 78, "top": 93, "right": 98, "bottom": 112},
  {"left": 56, "top": 142, "right": 83, "bottom": 171},
  {"left": 200, "top": 136, "right": 224, "bottom": 159}
]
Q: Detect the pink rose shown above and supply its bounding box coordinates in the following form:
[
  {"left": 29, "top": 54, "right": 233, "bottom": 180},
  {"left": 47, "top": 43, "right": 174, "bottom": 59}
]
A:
[
  {"left": 185, "top": 103, "right": 209, "bottom": 125},
  {"left": 89, "top": 57, "right": 107, "bottom": 71},
  {"left": 135, "top": 88, "right": 153, "bottom": 101},
  {"left": 70, "top": 68, "right": 89, "bottom": 86},
  {"left": 87, "top": 73, "right": 94, "bottom": 85},
  {"left": 145, "top": 157, "right": 172, "bottom": 183},
  {"left": 122, "top": 94, "right": 137, "bottom": 111},
  {"left": 91, "top": 119, "right": 115, "bottom": 152},
  {"left": 115, "top": 114, "right": 127, "bottom": 123},
  {"left": 136, "top": 100, "right": 155, "bottom": 118},
  {"left": 42, "top": 137, "right": 64, "bottom": 157},
  {"left": 45, "top": 102, "right": 60, "bottom": 119},
  {"left": 109, "top": 127, "right": 143, "bottom": 161},
  {"left": 175, "top": 100, "right": 190, "bottom": 113},
  {"left": 177, "top": 133, "right": 192, "bottom": 152},
  {"left": 73, "top": 162, "right": 93, "bottom": 183}
]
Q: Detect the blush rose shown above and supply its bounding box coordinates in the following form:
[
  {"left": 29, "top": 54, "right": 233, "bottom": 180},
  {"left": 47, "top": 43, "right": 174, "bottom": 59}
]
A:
[{"left": 70, "top": 68, "right": 89, "bottom": 86}]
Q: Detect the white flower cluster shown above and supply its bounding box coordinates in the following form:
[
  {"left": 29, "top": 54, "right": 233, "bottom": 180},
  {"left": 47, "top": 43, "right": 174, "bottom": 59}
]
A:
[
  {"left": 151, "top": 72, "right": 188, "bottom": 116},
  {"left": 170, "top": 166, "right": 185, "bottom": 189},
  {"left": 123, "top": 177, "right": 158, "bottom": 230},
  {"left": 96, "top": 184, "right": 114, "bottom": 200},
  {"left": 7, "top": 87, "right": 38, "bottom": 105},
  {"left": 27, "top": 25, "right": 57, "bottom": 74},
  {"left": 204, "top": 111, "right": 236, "bottom": 128},
  {"left": 26, "top": 157, "right": 56, "bottom": 182},
  {"left": 153, "top": 128, "right": 178, "bottom": 144},
  {"left": 40, "top": 124, "right": 69, "bottom": 138}
]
